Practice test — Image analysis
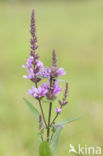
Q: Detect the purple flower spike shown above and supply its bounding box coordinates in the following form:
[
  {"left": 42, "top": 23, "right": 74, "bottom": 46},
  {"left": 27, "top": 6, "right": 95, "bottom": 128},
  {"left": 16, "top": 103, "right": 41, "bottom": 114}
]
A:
[
  {"left": 58, "top": 82, "right": 69, "bottom": 107},
  {"left": 30, "top": 9, "right": 38, "bottom": 53},
  {"left": 56, "top": 108, "right": 62, "bottom": 114}
]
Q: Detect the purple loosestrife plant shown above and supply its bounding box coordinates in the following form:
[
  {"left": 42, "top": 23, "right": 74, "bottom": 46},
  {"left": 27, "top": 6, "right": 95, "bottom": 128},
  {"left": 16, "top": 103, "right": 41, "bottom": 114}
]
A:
[{"left": 23, "top": 10, "right": 80, "bottom": 156}]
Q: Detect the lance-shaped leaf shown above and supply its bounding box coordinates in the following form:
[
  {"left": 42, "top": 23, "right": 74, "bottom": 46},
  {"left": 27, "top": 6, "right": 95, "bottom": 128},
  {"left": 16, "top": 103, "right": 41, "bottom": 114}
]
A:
[
  {"left": 39, "top": 141, "right": 52, "bottom": 156},
  {"left": 50, "top": 127, "right": 63, "bottom": 154},
  {"left": 23, "top": 98, "right": 40, "bottom": 121},
  {"left": 55, "top": 116, "right": 82, "bottom": 126}
]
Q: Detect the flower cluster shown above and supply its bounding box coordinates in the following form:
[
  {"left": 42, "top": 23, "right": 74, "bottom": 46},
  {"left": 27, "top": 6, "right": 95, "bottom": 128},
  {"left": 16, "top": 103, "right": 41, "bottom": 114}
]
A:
[
  {"left": 59, "top": 82, "right": 69, "bottom": 106},
  {"left": 23, "top": 9, "right": 69, "bottom": 143},
  {"left": 22, "top": 10, "right": 43, "bottom": 83},
  {"left": 22, "top": 11, "right": 67, "bottom": 111},
  {"left": 37, "top": 66, "right": 65, "bottom": 79},
  {"left": 22, "top": 57, "right": 43, "bottom": 80}
]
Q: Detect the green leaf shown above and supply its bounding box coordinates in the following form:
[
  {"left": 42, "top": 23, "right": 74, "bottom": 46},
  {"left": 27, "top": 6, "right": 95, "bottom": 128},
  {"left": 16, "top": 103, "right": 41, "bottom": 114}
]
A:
[
  {"left": 39, "top": 141, "right": 52, "bottom": 156},
  {"left": 23, "top": 98, "right": 40, "bottom": 121},
  {"left": 55, "top": 116, "right": 82, "bottom": 126},
  {"left": 50, "top": 127, "right": 63, "bottom": 154}
]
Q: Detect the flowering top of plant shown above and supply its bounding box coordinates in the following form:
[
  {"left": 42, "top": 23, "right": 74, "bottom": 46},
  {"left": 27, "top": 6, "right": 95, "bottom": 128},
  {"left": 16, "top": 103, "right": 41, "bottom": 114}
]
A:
[{"left": 23, "top": 10, "right": 79, "bottom": 156}]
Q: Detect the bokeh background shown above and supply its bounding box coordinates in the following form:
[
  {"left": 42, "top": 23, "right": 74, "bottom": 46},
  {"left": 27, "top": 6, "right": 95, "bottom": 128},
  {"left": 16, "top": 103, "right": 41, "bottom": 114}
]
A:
[{"left": 0, "top": 0, "right": 103, "bottom": 156}]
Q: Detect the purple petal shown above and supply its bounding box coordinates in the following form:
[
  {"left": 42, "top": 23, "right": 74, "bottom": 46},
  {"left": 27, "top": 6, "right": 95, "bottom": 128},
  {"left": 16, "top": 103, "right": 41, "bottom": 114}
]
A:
[
  {"left": 56, "top": 67, "right": 66, "bottom": 77},
  {"left": 37, "top": 67, "right": 51, "bottom": 79},
  {"left": 23, "top": 75, "right": 28, "bottom": 79},
  {"left": 56, "top": 108, "right": 62, "bottom": 113},
  {"left": 36, "top": 60, "right": 43, "bottom": 68},
  {"left": 42, "top": 83, "right": 49, "bottom": 89},
  {"left": 55, "top": 125, "right": 64, "bottom": 128},
  {"left": 22, "top": 65, "right": 26, "bottom": 68},
  {"left": 27, "top": 89, "right": 34, "bottom": 95},
  {"left": 53, "top": 80, "right": 62, "bottom": 95}
]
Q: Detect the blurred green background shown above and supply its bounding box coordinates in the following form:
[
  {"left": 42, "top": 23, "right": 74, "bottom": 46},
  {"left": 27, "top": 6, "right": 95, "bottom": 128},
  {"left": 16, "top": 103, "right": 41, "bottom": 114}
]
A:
[{"left": 0, "top": 0, "right": 103, "bottom": 156}]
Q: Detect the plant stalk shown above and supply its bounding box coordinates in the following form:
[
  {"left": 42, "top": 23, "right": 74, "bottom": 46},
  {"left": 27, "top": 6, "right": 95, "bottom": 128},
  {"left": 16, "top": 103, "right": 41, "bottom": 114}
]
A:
[
  {"left": 38, "top": 99, "right": 48, "bottom": 129},
  {"left": 35, "top": 81, "right": 48, "bottom": 129},
  {"left": 47, "top": 77, "right": 53, "bottom": 142},
  {"left": 47, "top": 101, "right": 52, "bottom": 142}
]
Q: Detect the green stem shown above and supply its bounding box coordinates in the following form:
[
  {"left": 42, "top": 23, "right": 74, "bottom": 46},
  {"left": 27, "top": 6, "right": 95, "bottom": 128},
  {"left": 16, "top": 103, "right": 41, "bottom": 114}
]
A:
[
  {"left": 47, "top": 101, "right": 52, "bottom": 142},
  {"left": 50, "top": 106, "right": 62, "bottom": 127},
  {"left": 50, "top": 113, "right": 58, "bottom": 127},
  {"left": 47, "top": 78, "right": 53, "bottom": 142},
  {"left": 38, "top": 99, "right": 48, "bottom": 129}
]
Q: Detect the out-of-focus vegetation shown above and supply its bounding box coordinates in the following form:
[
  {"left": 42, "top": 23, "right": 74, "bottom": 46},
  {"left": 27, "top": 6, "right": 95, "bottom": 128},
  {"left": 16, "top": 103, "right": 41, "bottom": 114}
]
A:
[
  {"left": 0, "top": 0, "right": 94, "bottom": 2},
  {"left": 0, "top": 1, "right": 103, "bottom": 156}
]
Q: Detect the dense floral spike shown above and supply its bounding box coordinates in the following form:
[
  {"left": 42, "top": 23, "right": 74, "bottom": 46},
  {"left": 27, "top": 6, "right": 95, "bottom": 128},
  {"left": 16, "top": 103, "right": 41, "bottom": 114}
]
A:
[
  {"left": 59, "top": 82, "right": 69, "bottom": 106},
  {"left": 52, "top": 49, "right": 57, "bottom": 68},
  {"left": 30, "top": 9, "right": 38, "bottom": 55},
  {"left": 22, "top": 10, "right": 45, "bottom": 83},
  {"left": 64, "top": 82, "right": 69, "bottom": 99},
  {"left": 30, "top": 10, "right": 36, "bottom": 38}
]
